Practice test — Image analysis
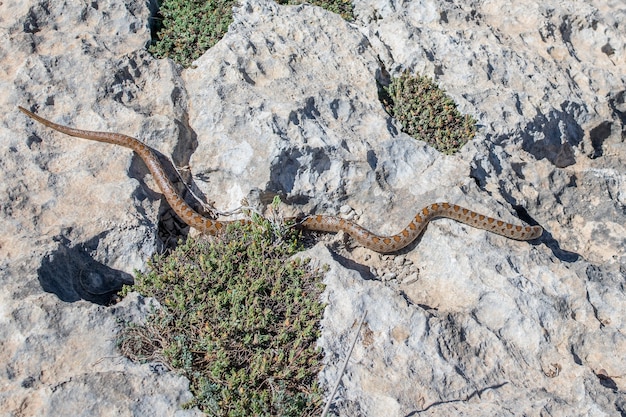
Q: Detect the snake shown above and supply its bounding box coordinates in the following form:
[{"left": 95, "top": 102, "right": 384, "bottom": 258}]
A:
[{"left": 18, "top": 106, "right": 543, "bottom": 253}]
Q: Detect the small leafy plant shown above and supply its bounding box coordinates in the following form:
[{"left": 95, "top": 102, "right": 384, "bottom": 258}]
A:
[
  {"left": 380, "top": 71, "right": 477, "bottom": 154},
  {"left": 118, "top": 210, "right": 325, "bottom": 416},
  {"left": 148, "top": 0, "right": 235, "bottom": 68}
]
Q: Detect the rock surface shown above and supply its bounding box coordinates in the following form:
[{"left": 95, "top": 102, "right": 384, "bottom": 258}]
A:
[
  {"left": 1, "top": 0, "right": 625, "bottom": 416},
  {"left": 1, "top": 0, "right": 201, "bottom": 415}
]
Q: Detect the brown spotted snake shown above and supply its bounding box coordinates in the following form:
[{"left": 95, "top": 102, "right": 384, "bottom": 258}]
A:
[{"left": 18, "top": 106, "right": 543, "bottom": 253}]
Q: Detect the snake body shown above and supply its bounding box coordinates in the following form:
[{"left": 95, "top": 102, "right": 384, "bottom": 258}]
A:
[{"left": 18, "top": 106, "right": 543, "bottom": 253}]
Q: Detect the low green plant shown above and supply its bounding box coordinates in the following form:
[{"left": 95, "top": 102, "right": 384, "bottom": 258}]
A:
[
  {"left": 380, "top": 71, "right": 477, "bottom": 154},
  {"left": 118, "top": 209, "right": 325, "bottom": 416},
  {"left": 148, "top": 0, "right": 235, "bottom": 68},
  {"left": 149, "top": 0, "right": 354, "bottom": 67}
]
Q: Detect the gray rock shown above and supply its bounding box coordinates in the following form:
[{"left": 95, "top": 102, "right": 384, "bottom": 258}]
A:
[
  {"left": 1, "top": 0, "right": 201, "bottom": 415},
  {"left": 1, "top": 0, "right": 624, "bottom": 415}
]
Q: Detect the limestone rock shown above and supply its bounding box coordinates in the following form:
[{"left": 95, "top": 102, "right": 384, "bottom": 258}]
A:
[
  {"left": 1, "top": 0, "right": 201, "bottom": 415},
  {"left": 0, "top": 0, "right": 624, "bottom": 415}
]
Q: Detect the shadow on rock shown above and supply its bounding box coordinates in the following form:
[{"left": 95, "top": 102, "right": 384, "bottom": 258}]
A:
[
  {"left": 538, "top": 229, "right": 580, "bottom": 263},
  {"left": 329, "top": 250, "right": 378, "bottom": 281},
  {"left": 519, "top": 103, "right": 585, "bottom": 168},
  {"left": 404, "top": 382, "right": 509, "bottom": 416},
  {"left": 37, "top": 234, "right": 134, "bottom": 305}
]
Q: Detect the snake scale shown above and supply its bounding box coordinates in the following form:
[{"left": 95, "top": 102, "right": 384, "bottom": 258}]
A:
[{"left": 18, "top": 106, "right": 543, "bottom": 253}]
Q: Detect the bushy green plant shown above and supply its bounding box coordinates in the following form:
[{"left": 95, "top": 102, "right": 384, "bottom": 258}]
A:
[
  {"left": 380, "top": 71, "right": 477, "bottom": 154},
  {"left": 118, "top": 214, "right": 325, "bottom": 416},
  {"left": 149, "top": 0, "right": 236, "bottom": 67}
]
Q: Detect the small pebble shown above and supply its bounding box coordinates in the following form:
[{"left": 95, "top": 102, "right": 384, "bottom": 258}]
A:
[
  {"left": 382, "top": 272, "right": 397, "bottom": 281},
  {"left": 401, "top": 273, "right": 419, "bottom": 285},
  {"left": 339, "top": 204, "right": 352, "bottom": 215}
]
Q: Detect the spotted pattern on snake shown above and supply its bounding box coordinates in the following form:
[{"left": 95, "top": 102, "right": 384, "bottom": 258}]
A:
[{"left": 18, "top": 106, "right": 543, "bottom": 253}]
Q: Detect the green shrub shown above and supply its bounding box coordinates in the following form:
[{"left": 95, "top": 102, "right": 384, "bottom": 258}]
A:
[
  {"left": 118, "top": 214, "right": 325, "bottom": 416},
  {"left": 380, "top": 71, "right": 477, "bottom": 154},
  {"left": 148, "top": 0, "right": 236, "bottom": 68}
]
